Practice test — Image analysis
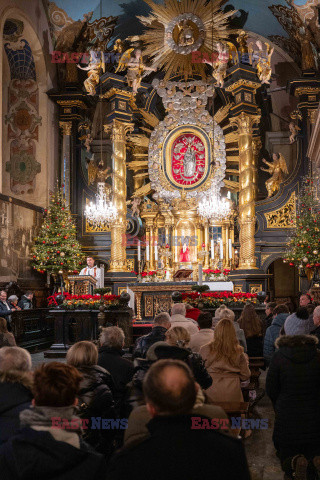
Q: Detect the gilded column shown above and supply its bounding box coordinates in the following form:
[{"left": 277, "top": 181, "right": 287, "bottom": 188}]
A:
[
  {"left": 230, "top": 113, "right": 260, "bottom": 269},
  {"left": 104, "top": 119, "right": 134, "bottom": 272},
  {"left": 59, "top": 121, "right": 72, "bottom": 205},
  {"left": 252, "top": 137, "right": 262, "bottom": 201}
]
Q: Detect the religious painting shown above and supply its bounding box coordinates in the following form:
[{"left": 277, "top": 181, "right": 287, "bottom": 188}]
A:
[{"left": 163, "top": 126, "right": 211, "bottom": 191}]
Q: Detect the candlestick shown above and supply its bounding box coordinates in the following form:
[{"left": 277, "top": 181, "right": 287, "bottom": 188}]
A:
[
  {"left": 228, "top": 239, "right": 232, "bottom": 259},
  {"left": 137, "top": 240, "right": 141, "bottom": 261},
  {"left": 146, "top": 244, "right": 150, "bottom": 261},
  {"left": 219, "top": 238, "right": 223, "bottom": 260},
  {"left": 211, "top": 239, "right": 214, "bottom": 260}
]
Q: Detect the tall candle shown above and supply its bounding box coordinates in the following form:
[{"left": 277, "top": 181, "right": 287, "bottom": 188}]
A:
[
  {"left": 228, "top": 239, "right": 232, "bottom": 259},
  {"left": 219, "top": 238, "right": 224, "bottom": 260},
  {"left": 211, "top": 239, "right": 214, "bottom": 259},
  {"left": 154, "top": 241, "right": 158, "bottom": 261},
  {"left": 146, "top": 244, "right": 150, "bottom": 261},
  {"left": 137, "top": 240, "right": 141, "bottom": 261}
]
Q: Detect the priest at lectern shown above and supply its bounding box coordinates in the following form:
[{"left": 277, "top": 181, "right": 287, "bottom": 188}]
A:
[{"left": 80, "top": 256, "right": 102, "bottom": 287}]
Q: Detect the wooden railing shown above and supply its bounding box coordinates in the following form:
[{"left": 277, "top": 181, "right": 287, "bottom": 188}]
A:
[{"left": 11, "top": 309, "right": 55, "bottom": 351}]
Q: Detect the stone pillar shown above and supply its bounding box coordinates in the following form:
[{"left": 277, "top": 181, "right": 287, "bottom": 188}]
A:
[
  {"left": 105, "top": 119, "right": 134, "bottom": 272},
  {"left": 59, "top": 121, "right": 72, "bottom": 205},
  {"left": 230, "top": 113, "right": 260, "bottom": 269}
]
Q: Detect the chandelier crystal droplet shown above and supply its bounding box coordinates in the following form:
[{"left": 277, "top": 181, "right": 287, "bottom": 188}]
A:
[{"left": 197, "top": 190, "right": 231, "bottom": 221}]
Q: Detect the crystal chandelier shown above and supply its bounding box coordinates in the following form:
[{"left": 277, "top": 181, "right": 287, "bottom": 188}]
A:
[
  {"left": 85, "top": 182, "right": 117, "bottom": 227},
  {"left": 197, "top": 191, "right": 231, "bottom": 221}
]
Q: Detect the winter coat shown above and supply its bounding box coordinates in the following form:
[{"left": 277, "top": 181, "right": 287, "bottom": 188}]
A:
[
  {"left": 17, "top": 296, "right": 32, "bottom": 310},
  {"left": 263, "top": 313, "right": 274, "bottom": 334},
  {"left": 310, "top": 325, "right": 320, "bottom": 348},
  {"left": 266, "top": 335, "right": 320, "bottom": 448},
  {"left": 189, "top": 329, "right": 214, "bottom": 353},
  {"left": 200, "top": 344, "right": 251, "bottom": 402},
  {"left": 0, "top": 428, "right": 107, "bottom": 480},
  {"left": 0, "top": 371, "right": 33, "bottom": 444},
  {"left": 170, "top": 314, "right": 199, "bottom": 335},
  {"left": 263, "top": 313, "right": 289, "bottom": 364},
  {"left": 0, "top": 332, "right": 16, "bottom": 347},
  {"left": 233, "top": 322, "right": 247, "bottom": 353},
  {"left": 284, "top": 312, "right": 314, "bottom": 335},
  {"left": 246, "top": 335, "right": 263, "bottom": 358},
  {"left": 76, "top": 365, "right": 116, "bottom": 454},
  {"left": 107, "top": 414, "right": 251, "bottom": 480},
  {"left": 98, "top": 346, "right": 134, "bottom": 417},
  {"left": 154, "top": 344, "right": 212, "bottom": 390},
  {"left": 133, "top": 326, "right": 168, "bottom": 358}
]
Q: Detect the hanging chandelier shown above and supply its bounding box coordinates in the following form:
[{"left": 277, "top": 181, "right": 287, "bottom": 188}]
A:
[
  {"left": 85, "top": 182, "right": 117, "bottom": 227},
  {"left": 197, "top": 191, "right": 231, "bottom": 221}
]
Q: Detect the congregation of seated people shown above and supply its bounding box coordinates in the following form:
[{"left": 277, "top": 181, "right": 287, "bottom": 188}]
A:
[{"left": 0, "top": 294, "right": 320, "bottom": 479}]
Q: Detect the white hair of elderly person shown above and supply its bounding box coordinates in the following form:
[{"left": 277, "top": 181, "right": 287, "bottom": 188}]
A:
[{"left": 170, "top": 303, "right": 199, "bottom": 336}]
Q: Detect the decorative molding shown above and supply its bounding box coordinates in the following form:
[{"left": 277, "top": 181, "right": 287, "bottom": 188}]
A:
[
  {"left": 100, "top": 87, "right": 133, "bottom": 100},
  {"left": 264, "top": 191, "right": 296, "bottom": 229},
  {"left": 250, "top": 284, "right": 262, "bottom": 294},
  {"left": 57, "top": 100, "right": 87, "bottom": 109},
  {"left": 59, "top": 121, "right": 72, "bottom": 136},
  {"left": 294, "top": 87, "right": 320, "bottom": 97}
]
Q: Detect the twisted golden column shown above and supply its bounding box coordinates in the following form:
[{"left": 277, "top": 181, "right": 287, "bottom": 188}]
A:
[
  {"left": 230, "top": 112, "right": 260, "bottom": 269},
  {"left": 104, "top": 120, "right": 134, "bottom": 272}
]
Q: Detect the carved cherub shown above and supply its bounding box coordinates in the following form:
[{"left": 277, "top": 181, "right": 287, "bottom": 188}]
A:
[
  {"left": 203, "top": 42, "right": 229, "bottom": 88},
  {"left": 261, "top": 152, "right": 288, "bottom": 197},
  {"left": 255, "top": 41, "right": 274, "bottom": 85},
  {"left": 289, "top": 122, "right": 300, "bottom": 144},
  {"left": 77, "top": 50, "right": 105, "bottom": 95},
  {"left": 87, "top": 158, "right": 112, "bottom": 185},
  {"left": 116, "top": 48, "right": 156, "bottom": 93},
  {"left": 127, "top": 196, "right": 142, "bottom": 216}
]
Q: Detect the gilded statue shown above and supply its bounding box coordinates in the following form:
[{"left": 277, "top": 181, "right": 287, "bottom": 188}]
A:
[
  {"left": 261, "top": 153, "right": 288, "bottom": 197},
  {"left": 116, "top": 48, "right": 156, "bottom": 93},
  {"left": 255, "top": 41, "right": 274, "bottom": 85},
  {"left": 77, "top": 50, "right": 105, "bottom": 95},
  {"left": 294, "top": 26, "right": 316, "bottom": 72},
  {"left": 203, "top": 42, "right": 229, "bottom": 88}
]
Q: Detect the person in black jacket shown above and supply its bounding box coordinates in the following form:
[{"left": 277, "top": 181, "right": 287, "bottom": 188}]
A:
[
  {"left": 0, "top": 290, "right": 13, "bottom": 328},
  {"left": 18, "top": 291, "right": 33, "bottom": 310},
  {"left": 263, "top": 302, "right": 277, "bottom": 333},
  {"left": 155, "top": 326, "right": 212, "bottom": 390},
  {"left": 107, "top": 359, "right": 250, "bottom": 480},
  {"left": 310, "top": 306, "right": 320, "bottom": 347},
  {"left": 238, "top": 304, "right": 264, "bottom": 358},
  {"left": 66, "top": 341, "right": 117, "bottom": 457},
  {"left": 0, "top": 362, "right": 107, "bottom": 480},
  {"left": 133, "top": 312, "right": 171, "bottom": 358},
  {"left": 266, "top": 335, "right": 320, "bottom": 479},
  {"left": 0, "top": 347, "right": 33, "bottom": 445},
  {"left": 98, "top": 326, "right": 134, "bottom": 418}
]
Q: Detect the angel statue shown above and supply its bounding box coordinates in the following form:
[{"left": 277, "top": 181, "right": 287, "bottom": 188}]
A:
[
  {"left": 87, "top": 158, "right": 112, "bottom": 185},
  {"left": 116, "top": 48, "right": 156, "bottom": 94},
  {"left": 261, "top": 153, "right": 288, "bottom": 197},
  {"left": 77, "top": 50, "right": 105, "bottom": 95},
  {"left": 289, "top": 122, "right": 300, "bottom": 144},
  {"left": 203, "top": 42, "right": 229, "bottom": 88},
  {"left": 255, "top": 41, "right": 274, "bottom": 85},
  {"left": 126, "top": 196, "right": 142, "bottom": 217}
]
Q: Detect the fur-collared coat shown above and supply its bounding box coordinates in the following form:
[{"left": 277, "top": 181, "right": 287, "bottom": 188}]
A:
[
  {"left": 266, "top": 335, "right": 320, "bottom": 448},
  {"left": 0, "top": 370, "right": 33, "bottom": 444}
]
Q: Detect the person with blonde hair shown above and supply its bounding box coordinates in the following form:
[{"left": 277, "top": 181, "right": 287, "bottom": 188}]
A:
[
  {"left": 214, "top": 307, "right": 247, "bottom": 352},
  {"left": 150, "top": 326, "right": 212, "bottom": 390},
  {"left": 67, "top": 341, "right": 116, "bottom": 455},
  {"left": 200, "top": 318, "right": 251, "bottom": 403},
  {"left": 0, "top": 317, "right": 16, "bottom": 347}
]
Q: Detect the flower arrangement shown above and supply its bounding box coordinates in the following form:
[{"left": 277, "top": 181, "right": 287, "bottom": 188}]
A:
[
  {"left": 131, "top": 270, "right": 158, "bottom": 282},
  {"left": 203, "top": 268, "right": 231, "bottom": 281},
  {"left": 181, "top": 291, "right": 257, "bottom": 308},
  {"left": 48, "top": 292, "right": 120, "bottom": 310}
]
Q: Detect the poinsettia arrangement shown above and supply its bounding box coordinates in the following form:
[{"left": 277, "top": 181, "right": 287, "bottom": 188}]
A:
[
  {"left": 181, "top": 291, "right": 257, "bottom": 308},
  {"left": 203, "top": 268, "right": 231, "bottom": 281},
  {"left": 48, "top": 292, "right": 120, "bottom": 310}
]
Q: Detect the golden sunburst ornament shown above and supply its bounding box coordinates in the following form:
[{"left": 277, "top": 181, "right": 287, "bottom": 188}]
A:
[{"left": 138, "top": 0, "right": 237, "bottom": 80}]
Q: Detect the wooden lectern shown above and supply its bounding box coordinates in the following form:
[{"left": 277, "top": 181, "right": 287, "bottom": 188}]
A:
[
  {"left": 68, "top": 275, "right": 97, "bottom": 295},
  {"left": 173, "top": 269, "right": 193, "bottom": 281}
]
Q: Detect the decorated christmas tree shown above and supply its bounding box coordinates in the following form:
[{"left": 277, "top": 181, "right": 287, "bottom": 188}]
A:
[
  {"left": 31, "top": 189, "right": 85, "bottom": 275},
  {"left": 285, "top": 177, "right": 320, "bottom": 272}
]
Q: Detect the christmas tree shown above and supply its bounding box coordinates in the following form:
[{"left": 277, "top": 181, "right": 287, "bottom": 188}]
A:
[
  {"left": 286, "top": 177, "right": 320, "bottom": 271},
  {"left": 31, "top": 189, "right": 85, "bottom": 275}
]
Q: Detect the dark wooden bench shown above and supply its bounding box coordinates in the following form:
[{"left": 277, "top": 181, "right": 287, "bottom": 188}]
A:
[
  {"left": 210, "top": 401, "right": 249, "bottom": 417},
  {"left": 242, "top": 357, "right": 266, "bottom": 408}
]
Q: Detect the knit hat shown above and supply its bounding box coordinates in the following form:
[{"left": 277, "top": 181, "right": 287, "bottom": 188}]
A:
[{"left": 284, "top": 308, "right": 314, "bottom": 336}]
